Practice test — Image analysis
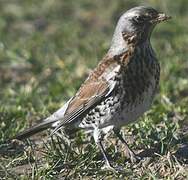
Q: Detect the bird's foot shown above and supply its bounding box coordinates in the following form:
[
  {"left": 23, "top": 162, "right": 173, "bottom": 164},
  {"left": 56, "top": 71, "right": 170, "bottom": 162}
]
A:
[
  {"left": 101, "top": 162, "right": 117, "bottom": 172},
  {"left": 102, "top": 163, "right": 125, "bottom": 173},
  {"left": 127, "top": 150, "right": 141, "bottom": 163}
]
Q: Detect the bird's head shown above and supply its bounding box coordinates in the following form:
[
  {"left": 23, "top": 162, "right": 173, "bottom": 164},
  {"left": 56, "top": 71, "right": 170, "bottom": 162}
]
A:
[
  {"left": 109, "top": 6, "right": 171, "bottom": 55},
  {"left": 119, "top": 6, "right": 171, "bottom": 41}
]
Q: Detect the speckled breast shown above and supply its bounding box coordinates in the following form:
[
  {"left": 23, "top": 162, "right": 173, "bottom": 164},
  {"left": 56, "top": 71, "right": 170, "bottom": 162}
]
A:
[
  {"left": 113, "top": 44, "right": 160, "bottom": 127},
  {"left": 79, "top": 44, "right": 160, "bottom": 130}
]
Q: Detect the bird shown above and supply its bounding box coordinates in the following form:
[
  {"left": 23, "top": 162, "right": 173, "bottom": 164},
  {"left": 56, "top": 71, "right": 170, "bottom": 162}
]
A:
[{"left": 13, "top": 6, "right": 171, "bottom": 169}]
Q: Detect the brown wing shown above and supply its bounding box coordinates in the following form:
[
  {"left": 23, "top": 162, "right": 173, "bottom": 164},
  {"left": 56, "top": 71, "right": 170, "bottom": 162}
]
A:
[
  {"left": 62, "top": 78, "right": 110, "bottom": 124},
  {"left": 50, "top": 57, "right": 119, "bottom": 135},
  {"left": 51, "top": 33, "right": 137, "bottom": 134},
  {"left": 64, "top": 55, "right": 118, "bottom": 116},
  {"left": 65, "top": 79, "right": 108, "bottom": 114}
]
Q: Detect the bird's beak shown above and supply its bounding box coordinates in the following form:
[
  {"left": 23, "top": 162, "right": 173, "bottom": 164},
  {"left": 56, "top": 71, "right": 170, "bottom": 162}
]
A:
[{"left": 151, "top": 13, "right": 171, "bottom": 23}]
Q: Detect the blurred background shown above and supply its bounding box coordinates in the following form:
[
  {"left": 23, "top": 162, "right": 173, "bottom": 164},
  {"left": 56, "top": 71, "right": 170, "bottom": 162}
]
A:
[{"left": 0, "top": 0, "right": 188, "bottom": 178}]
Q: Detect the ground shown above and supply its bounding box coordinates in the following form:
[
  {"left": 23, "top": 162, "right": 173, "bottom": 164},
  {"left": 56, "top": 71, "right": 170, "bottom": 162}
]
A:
[{"left": 0, "top": 0, "right": 188, "bottom": 179}]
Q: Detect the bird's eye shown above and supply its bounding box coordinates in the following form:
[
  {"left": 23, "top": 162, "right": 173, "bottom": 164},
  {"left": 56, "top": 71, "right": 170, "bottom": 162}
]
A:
[{"left": 132, "top": 15, "right": 149, "bottom": 24}]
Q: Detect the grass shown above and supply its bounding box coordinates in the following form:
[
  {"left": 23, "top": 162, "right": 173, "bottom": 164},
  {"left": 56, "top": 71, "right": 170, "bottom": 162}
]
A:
[{"left": 0, "top": 0, "right": 188, "bottom": 179}]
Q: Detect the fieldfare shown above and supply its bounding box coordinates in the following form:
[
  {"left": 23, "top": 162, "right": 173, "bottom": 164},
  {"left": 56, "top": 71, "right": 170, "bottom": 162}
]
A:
[{"left": 14, "top": 6, "right": 171, "bottom": 169}]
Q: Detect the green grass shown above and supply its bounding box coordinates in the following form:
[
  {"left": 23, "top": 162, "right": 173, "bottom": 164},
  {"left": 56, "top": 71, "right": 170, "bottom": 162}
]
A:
[{"left": 0, "top": 0, "right": 188, "bottom": 179}]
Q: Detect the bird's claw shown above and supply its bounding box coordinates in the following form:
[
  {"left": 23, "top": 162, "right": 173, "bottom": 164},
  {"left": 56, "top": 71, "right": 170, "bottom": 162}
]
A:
[
  {"left": 102, "top": 163, "right": 116, "bottom": 172},
  {"left": 127, "top": 150, "right": 141, "bottom": 163}
]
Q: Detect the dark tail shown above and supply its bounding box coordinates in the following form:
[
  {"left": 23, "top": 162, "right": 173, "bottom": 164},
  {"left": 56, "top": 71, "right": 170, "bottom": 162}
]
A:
[
  {"left": 11, "top": 101, "right": 70, "bottom": 140},
  {"left": 12, "top": 118, "right": 58, "bottom": 140}
]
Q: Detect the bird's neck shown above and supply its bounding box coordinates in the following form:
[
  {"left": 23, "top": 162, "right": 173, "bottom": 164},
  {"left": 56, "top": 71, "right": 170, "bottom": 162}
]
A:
[
  {"left": 107, "top": 31, "right": 151, "bottom": 57},
  {"left": 107, "top": 31, "right": 128, "bottom": 57}
]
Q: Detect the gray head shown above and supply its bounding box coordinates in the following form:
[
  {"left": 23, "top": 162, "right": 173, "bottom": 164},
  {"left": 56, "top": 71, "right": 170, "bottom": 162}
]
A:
[{"left": 109, "top": 6, "right": 171, "bottom": 55}]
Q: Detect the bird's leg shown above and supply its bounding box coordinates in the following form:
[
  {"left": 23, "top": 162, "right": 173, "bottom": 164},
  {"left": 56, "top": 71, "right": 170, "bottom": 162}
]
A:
[
  {"left": 114, "top": 128, "right": 140, "bottom": 163},
  {"left": 97, "top": 140, "right": 114, "bottom": 169},
  {"left": 93, "top": 128, "right": 114, "bottom": 170}
]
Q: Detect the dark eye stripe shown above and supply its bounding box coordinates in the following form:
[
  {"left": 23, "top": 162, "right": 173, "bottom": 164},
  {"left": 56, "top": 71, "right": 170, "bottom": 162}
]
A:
[
  {"left": 133, "top": 16, "right": 147, "bottom": 24},
  {"left": 132, "top": 14, "right": 153, "bottom": 24}
]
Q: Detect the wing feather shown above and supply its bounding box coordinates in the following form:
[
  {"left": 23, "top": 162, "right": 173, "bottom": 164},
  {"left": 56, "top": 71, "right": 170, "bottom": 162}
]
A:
[
  {"left": 50, "top": 59, "right": 120, "bottom": 135},
  {"left": 51, "top": 34, "right": 137, "bottom": 135}
]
